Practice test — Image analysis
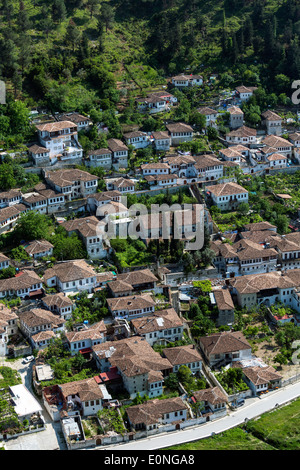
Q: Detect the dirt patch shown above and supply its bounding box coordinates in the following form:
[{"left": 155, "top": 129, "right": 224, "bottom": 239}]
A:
[{"left": 252, "top": 336, "right": 300, "bottom": 380}]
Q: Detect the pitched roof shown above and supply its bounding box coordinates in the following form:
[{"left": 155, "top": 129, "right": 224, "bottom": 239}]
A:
[
  {"left": 35, "top": 121, "right": 77, "bottom": 133},
  {"left": 199, "top": 331, "right": 251, "bottom": 356},
  {"left": 262, "top": 135, "right": 292, "bottom": 148},
  {"left": 229, "top": 270, "right": 296, "bottom": 294},
  {"left": 65, "top": 321, "right": 106, "bottom": 343},
  {"left": 227, "top": 126, "right": 256, "bottom": 138},
  {"left": 43, "top": 260, "right": 97, "bottom": 283},
  {"left": 193, "top": 387, "right": 227, "bottom": 405},
  {"left": 213, "top": 288, "right": 234, "bottom": 311},
  {"left": 131, "top": 308, "right": 183, "bottom": 334},
  {"left": 126, "top": 397, "right": 187, "bottom": 426},
  {"left": 162, "top": 344, "right": 202, "bottom": 366},
  {"left": 197, "top": 107, "right": 218, "bottom": 115},
  {"left": 206, "top": 182, "right": 248, "bottom": 197},
  {"left": 262, "top": 110, "right": 282, "bottom": 121},
  {"left": 107, "top": 138, "right": 128, "bottom": 152},
  {"left": 62, "top": 216, "right": 103, "bottom": 239},
  {"left": 59, "top": 377, "right": 104, "bottom": 401},
  {"left": 19, "top": 308, "right": 65, "bottom": 328},
  {"left": 93, "top": 336, "right": 172, "bottom": 378},
  {"left": 0, "top": 270, "right": 41, "bottom": 293},
  {"left": 242, "top": 365, "right": 282, "bottom": 385},
  {"left": 24, "top": 239, "right": 54, "bottom": 256},
  {"left": 45, "top": 169, "right": 99, "bottom": 187},
  {"left": 166, "top": 122, "right": 193, "bottom": 133},
  {"left": 42, "top": 292, "right": 74, "bottom": 309},
  {"left": 107, "top": 293, "right": 155, "bottom": 313}
]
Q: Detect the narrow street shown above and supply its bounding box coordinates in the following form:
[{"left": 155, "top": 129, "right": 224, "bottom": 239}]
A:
[{"left": 0, "top": 358, "right": 67, "bottom": 450}]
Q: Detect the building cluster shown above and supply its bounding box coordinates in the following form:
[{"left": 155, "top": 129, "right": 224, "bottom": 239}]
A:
[{"left": 1, "top": 80, "right": 300, "bottom": 449}]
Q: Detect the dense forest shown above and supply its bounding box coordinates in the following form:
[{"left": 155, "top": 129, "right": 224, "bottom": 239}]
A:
[{"left": 0, "top": 0, "right": 299, "bottom": 118}]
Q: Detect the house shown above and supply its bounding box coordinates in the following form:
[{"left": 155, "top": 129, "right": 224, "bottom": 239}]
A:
[
  {"left": 33, "top": 185, "right": 66, "bottom": 215},
  {"left": 144, "top": 173, "right": 179, "bottom": 187},
  {"left": 35, "top": 120, "right": 83, "bottom": 160},
  {"left": 228, "top": 106, "right": 244, "bottom": 129},
  {"left": 18, "top": 308, "right": 66, "bottom": 349},
  {"left": 131, "top": 308, "right": 184, "bottom": 346},
  {"left": 193, "top": 155, "right": 224, "bottom": 183},
  {"left": 43, "top": 168, "right": 98, "bottom": 201},
  {"left": 205, "top": 182, "right": 248, "bottom": 211},
  {"left": 0, "top": 305, "right": 18, "bottom": 356},
  {"left": 240, "top": 364, "right": 282, "bottom": 395},
  {"left": 0, "top": 203, "right": 28, "bottom": 234},
  {"left": 31, "top": 330, "right": 56, "bottom": 350},
  {"left": 171, "top": 74, "right": 203, "bottom": 88},
  {"left": 0, "top": 189, "right": 22, "bottom": 208},
  {"left": 59, "top": 377, "right": 105, "bottom": 416},
  {"left": 86, "top": 190, "right": 121, "bottom": 213},
  {"left": 261, "top": 135, "right": 293, "bottom": 158},
  {"left": 135, "top": 95, "right": 168, "bottom": 114},
  {"left": 152, "top": 131, "right": 171, "bottom": 151},
  {"left": 107, "top": 177, "right": 136, "bottom": 194},
  {"left": 226, "top": 126, "right": 257, "bottom": 146},
  {"left": 107, "top": 139, "right": 129, "bottom": 170},
  {"left": 108, "top": 269, "right": 158, "bottom": 298},
  {"left": 106, "top": 293, "right": 155, "bottom": 319},
  {"left": 211, "top": 238, "right": 278, "bottom": 276},
  {"left": 162, "top": 344, "right": 203, "bottom": 374},
  {"left": 24, "top": 239, "right": 54, "bottom": 259},
  {"left": 199, "top": 331, "right": 252, "bottom": 368},
  {"left": 192, "top": 387, "right": 227, "bottom": 415},
  {"left": 197, "top": 107, "right": 218, "bottom": 127},
  {"left": 266, "top": 153, "right": 287, "bottom": 168},
  {"left": 43, "top": 260, "right": 99, "bottom": 294},
  {"left": 228, "top": 270, "right": 300, "bottom": 310},
  {"left": 166, "top": 123, "right": 193, "bottom": 146},
  {"left": 22, "top": 192, "right": 48, "bottom": 214},
  {"left": 123, "top": 131, "right": 150, "bottom": 149},
  {"left": 219, "top": 147, "right": 244, "bottom": 164},
  {"left": 0, "top": 270, "right": 43, "bottom": 299},
  {"left": 126, "top": 397, "right": 188, "bottom": 432},
  {"left": 42, "top": 292, "right": 74, "bottom": 320},
  {"left": 261, "top": 110, "right": 282, "bottom": 136},
  {"left": 235, "top": 86, "right": 257, "bottom": 101},
  {"left": 61, "top": 216, "right": 107, "bottom": 260},
  {"left": 163, "top": 155, "right": 196, "bottom": 179},
  {"left": 141, "top": 162, "right": 171, "bottom": 177},
  {"left": 65, "top": 320, "right": 107, "bottom": 356},
  {"left": 85, "top": 148, "right": 112, "bottom": 169},
  {"left": 0, "top": 253, "right": 10, "bottom": 271},
  {"left": 92, "top": 336, "right": 172, "bottom": 398},
  {"left": 212, "top": 288, "right": 235, "bottom": 326},
  {"left": 265, "top": 232, "right": 300, "bottom": 270},
  {"left": 58, "top": 112, "right": 92, "bottom": 132},
  {"left": 28, "top": 144, "right": 51, "bottom": 166}
]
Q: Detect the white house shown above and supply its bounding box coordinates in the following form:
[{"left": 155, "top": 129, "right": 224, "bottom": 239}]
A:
[
  {"left": 35, "top": 120, "right": 83, "bottom": 160},
  {"left": 86, "top": 148, "right": 112, "bottom": 169},
  {"left": 152, "top": 131, "right": 171, "bottom": 151},
  {"left": 166, "top": 123, "right": 193, "bottom": 146},
  {"left": 261, "top": 110, "right": 282, "bottom": 136},
  {"left": 43, "top": 260, "right": 99, "bottom": 294},
  {"left": 205, "top": 182, "right": 248, "bottom": 211},
  {"left": 123, "top": 131, "right": 150, "bottom": 149},
  {"left": 131, "top": 308, "right": 184, "bottom": 346},
  {"left": 197, "top": 107, "right": 218, "bottom": 127}
]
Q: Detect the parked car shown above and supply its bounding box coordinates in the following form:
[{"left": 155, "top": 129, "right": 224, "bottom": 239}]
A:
[
  {"left": 232, "top": 398, "right": 245, "bottom": 408},
  {"left": 23, "top": 355, "right": 34, "bottom": 364}
]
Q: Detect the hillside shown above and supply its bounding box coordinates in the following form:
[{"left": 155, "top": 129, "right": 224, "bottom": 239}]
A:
[{"left": 0, "top": 0, "right": 299, "bottom": 117}]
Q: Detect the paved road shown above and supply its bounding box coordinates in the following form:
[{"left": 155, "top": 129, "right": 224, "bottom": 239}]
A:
[{"left": 98, "top": 381, "right": 300, "bottom": 450}]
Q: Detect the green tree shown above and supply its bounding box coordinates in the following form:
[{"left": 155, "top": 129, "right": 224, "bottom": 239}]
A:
[{"left": 13, "top": 211, "right": 53, "bottom": 243}]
